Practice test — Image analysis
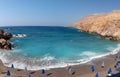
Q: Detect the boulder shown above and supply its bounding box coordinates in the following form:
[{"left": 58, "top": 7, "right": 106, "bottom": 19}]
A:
[
  {"left": 3, "top": 41, "right": 11, "bottom": 50},
  {"left": 4, "top": 32, "right": 12, "bottom": 40},
  {"left": 0, "top": 28, "right": 12, "bottom": 50}
]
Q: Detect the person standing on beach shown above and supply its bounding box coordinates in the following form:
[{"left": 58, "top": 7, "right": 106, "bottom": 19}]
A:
[{"left": 66, "top": 64, "right": 70, "bottom": 70}]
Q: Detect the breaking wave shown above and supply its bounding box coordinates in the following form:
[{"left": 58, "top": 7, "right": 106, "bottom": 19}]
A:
[
  {"left": 0, "top": 44, "right": 120, "bottom": 70},
  {"left": 13, "top": 34, "right": 27, "bottom": 38}
]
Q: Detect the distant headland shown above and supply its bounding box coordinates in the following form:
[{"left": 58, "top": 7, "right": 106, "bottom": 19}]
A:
[{"left": 71, "top": 10, "right": 120, "bottom": 41}]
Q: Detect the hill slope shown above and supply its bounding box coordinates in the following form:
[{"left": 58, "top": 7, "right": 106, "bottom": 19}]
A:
[{"left": 71, "top": 10, "right": 120, "bottom": 41}]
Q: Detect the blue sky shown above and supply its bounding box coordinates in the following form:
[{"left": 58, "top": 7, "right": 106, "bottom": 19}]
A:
[{"left": 0, "top": 0, "right": 120, "bottom": 26}]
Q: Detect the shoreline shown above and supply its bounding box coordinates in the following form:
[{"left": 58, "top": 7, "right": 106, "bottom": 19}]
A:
[
  {"left": 0, "top": 48, "right": 119, "bottom": 71},
  {"left": 0, "top": 48, "right": 120, "bottom": 71},
  {"left": 0, "top": 49, "right": 120, "bottom": 77}
]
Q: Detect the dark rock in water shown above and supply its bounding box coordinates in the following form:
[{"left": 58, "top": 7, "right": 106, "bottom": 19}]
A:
[
  {"left": 3, "top": 42, "right": 11, "bottom": 50},
  {"left": 4, "top": 32, "right": 12, "bottom": 40},
  {"left": 0, "top": 28, "right": 12, "bottom": 50},
  {"left": 0, "top": 34, "right": 4, "bottom": 39},
  {"left": 0, "top": 29, "right": 4, "bottom": 35}
]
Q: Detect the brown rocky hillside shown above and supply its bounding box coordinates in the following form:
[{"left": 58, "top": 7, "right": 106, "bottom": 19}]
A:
[{"left": 71, "top": 10, "right": 120, "bottom": 41}]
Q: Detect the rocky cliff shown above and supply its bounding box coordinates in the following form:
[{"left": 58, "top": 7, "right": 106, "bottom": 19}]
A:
[
  {"left": 0, "top": 28, "right": 12, "bottom": 50},
  {"left": 71, "top": 10, "right": 120, "bottom": 41}
]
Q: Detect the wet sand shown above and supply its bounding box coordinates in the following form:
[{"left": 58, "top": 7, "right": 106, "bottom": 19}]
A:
[{"left": 0, "top": 52, "right": 120, "bottom": 77}]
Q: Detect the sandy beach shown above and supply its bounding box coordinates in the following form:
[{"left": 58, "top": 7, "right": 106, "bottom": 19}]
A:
[{"left": 0, "top": 51, "right": 120, "bottom": 77}]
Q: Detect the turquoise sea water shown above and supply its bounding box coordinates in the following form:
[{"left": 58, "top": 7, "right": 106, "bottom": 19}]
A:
[{"left": 0, "top": 26, "right": 120, "bottom": 70}]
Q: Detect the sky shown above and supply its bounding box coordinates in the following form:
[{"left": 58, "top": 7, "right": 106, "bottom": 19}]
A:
[{"left": 0, "top": 0, "right": 120, "bottom": 26}]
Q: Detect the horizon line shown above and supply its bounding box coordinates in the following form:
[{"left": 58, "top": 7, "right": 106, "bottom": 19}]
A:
[{"left": 0, "top": 25, "right": 69, "bottom": 27}]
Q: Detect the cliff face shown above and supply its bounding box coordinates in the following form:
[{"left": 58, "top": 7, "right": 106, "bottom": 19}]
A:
[
  {"left": 0, "top": 29, "right": 12, "bottom": 50},
  {"left": 71, "top": 10, "right": 120, "bottom": 41}
]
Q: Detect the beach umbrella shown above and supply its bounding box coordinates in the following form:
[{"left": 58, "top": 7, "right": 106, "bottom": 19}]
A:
[
  {"left": 6, "top": 70, "right": 10, "bottom": 76},
  {"left": 90, "top": 64, "right": 95, "bottom": 72},
  {"left": 116, "top": 54, "right": 119, "bottom": 60},
  {"left": 41, "top": 69, "right": 45, "bottom": 77},
  {"left": 106, "top": 74, "right": 112, "bottom": 77},
  {"left": 68, "top": 67, "right": 73, "bottom": 75},
  {"left": 24, "top": 66, "right": 27, "bottom": 72},
  {"left": 107, "top": 68, "right": 112, "bottom": 74},
  {"left": 95, "top": 72, "right": 99, "bottom": 77},
  {"left": 11, "top": 64, "right": 14, "bottom": 69},
  {"left": 115, "top": 61, "right": 119, "bottom": 67},
  {"left": 101, "top": 62, "right": 105, "bottom": 68},
  {"left": 41, "top": 69, "right": 45, "bottom": 74},
  {"left": 68, "top": 67, "right": 74, "bottom": 77},
  {"left": 28, "top": 74, "right": 31, "bottom": 77}
]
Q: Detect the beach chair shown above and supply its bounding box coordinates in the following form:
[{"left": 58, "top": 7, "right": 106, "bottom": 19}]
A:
[
  {"left": 116, "top": 66, "right": 120, "bottom": 72},
  {"left": 91, "top": 64, "right": 95, "bottom": 72},
  {"left": 106, "top": 74, "right": 110, "bottom": 77},
  {"left": 106, "top": 73, "right": 117, "bottom": 77}
]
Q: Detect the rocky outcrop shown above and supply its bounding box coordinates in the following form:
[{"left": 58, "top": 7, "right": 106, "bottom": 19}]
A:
[
  {"left": 71, "top": 10, "right": 120, "bottom": 41},
  {"left": 0, "top": 29, "right": 12, "bottom": 50}
]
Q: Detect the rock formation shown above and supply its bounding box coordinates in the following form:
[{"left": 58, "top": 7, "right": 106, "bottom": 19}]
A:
[
  {"left": 0, "top": 28, "right": 12, "bottom": 50},
  {"left": 71, "top": 10, "right": 120, "bottom": 41}
]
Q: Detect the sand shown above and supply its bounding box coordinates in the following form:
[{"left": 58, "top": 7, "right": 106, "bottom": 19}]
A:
[{"left": 0, "top": 52, "right": 120, "bottom": 77}]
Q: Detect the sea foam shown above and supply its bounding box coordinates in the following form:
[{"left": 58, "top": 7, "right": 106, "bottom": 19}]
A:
[{"left": 0, "top": 44, "right": 120, "bottom": 70}]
